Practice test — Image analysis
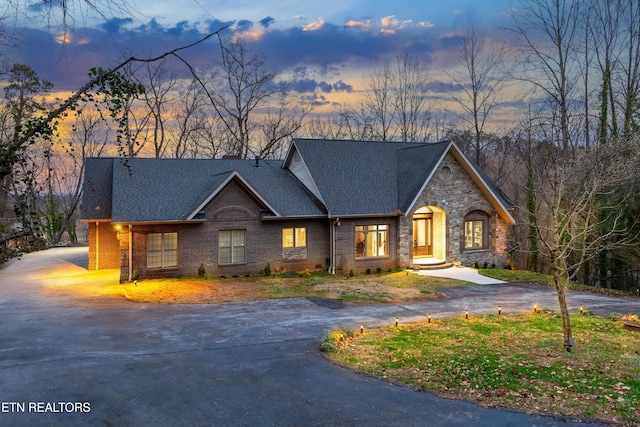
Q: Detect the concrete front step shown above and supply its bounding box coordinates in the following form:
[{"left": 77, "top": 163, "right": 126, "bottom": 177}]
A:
[{"left": 411, "top": 262, "right": 454, "bottom": 271}]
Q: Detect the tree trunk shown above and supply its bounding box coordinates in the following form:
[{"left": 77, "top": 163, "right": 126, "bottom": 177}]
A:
[{"left": 553, "top": 268, "right": 573, "bottom": 352}]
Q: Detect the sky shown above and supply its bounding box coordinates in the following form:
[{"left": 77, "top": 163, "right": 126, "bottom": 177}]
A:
[{"left": 5, "top": 0, "right": 514, "bottom": 108}]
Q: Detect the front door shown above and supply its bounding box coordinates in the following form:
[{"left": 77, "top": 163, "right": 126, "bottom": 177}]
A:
[{"left": 413, "top": 214, "right": 433, "bottom": 257}]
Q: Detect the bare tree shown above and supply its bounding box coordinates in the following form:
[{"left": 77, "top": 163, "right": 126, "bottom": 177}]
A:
[
  {"left": 193, "top": 36, "right": 307, "bottom": 159},
  {"left": 528, "top": 138, "right": 640, "bottom": 351},
  {"left": 359, "top": 51, "right": 432, "bottom": 142},
  {"left": 447, "top": 25, "right": 508, "bottom": 166},
  {"left": 391, "top": 51, "right": 433, "bottom": 142},
  {"left": 49, "top": 108, "right": 111, "bottom": 244},
  {"left": 362, "top": 60, "right": 396, "bottom": 141},
  {"left": 133, "top": 58, "right": 179, "bottom": 158},
  {"left": 167, "top": 77, "right": 211, "bottom": 158},
  {"left": 509, "top": 0, "right": 582, "bottom": 152}
]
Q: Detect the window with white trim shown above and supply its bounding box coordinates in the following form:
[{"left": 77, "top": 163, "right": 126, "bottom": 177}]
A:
[
  {"left": 147, "top": 232, "right": 178, "bottom": 269},
  {"left": 219, "top": 229, "right": 246, "bottom": 264},
  {"left": 355, "top": 224, "right": 388, "bottom": 257}
]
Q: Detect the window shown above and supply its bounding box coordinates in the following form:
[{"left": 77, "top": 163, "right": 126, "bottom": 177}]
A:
[
  {"left": 355, "top": 224, "right": 388, "bottom": 257},
  {"left": 147, "top": 232, "right": 178, "bottom": 269},
  {"left": 464, "top": 211, "right": 488, "bottom": 249},
  {"left": 282, "top": 227, "right": 307, "bottom": 248},
  {"left": 219, "top": 229, "right": 246, "bottom": 264}
]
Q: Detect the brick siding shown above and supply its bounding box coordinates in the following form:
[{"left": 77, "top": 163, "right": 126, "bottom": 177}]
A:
[
  {"left": 95, "top": 156, "right": 510, "bottom": 281},
  {"left": 125, "top": 180, "right": 330, "bottom": 281}
]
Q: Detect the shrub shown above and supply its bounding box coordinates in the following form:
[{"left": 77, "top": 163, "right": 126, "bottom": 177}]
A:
[
  {"left": 504, "top": 254, "right": 514, "bottom": 270},
  {"left": 132, "top": 268, "right": 140, "bottom": 281},
  {"left": 299, "top": 268, "right": 311, "bottom": 278},
  {"left": 474, "top": 260, "right": 480, "bottom": 269},
  {"left": 483, "top": 261, "right": 489, "bottom": 269},
  {"left": 197, "top": 263, "right": 206, "bottom": 278},
  {"left": 320, "top": 328, "right": 354, "bottom": 353},
  {"left": 376, "top": 267, "right": 383, "bottom": 274},
  {"left": 365, "top": 268, "right": 371, "bottom": 275},
  {"left": 264, "top": 263, "right": 271, "bottom": 276}
]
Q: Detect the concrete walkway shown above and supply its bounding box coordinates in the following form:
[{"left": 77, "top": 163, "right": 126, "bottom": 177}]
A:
[
  {"left": 1, "top": 247, "right": 638, "bottom": 426},
  {"left": 414, "top": 266, "right": 506, "bottom": 284}
]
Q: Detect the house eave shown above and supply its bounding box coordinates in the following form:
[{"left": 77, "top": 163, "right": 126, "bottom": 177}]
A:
[
  {"left": 79, "top": 218, "right": 112, "bottom": 223},
  {"left": 260, "top": 214, "right": 328, "bottom": 221},
  {"left": 403, "top": 142, "right": 452, "bottom": 216},
  {"left": 448, "top": 144, "right": 516, "bottom": 225},
  {"left": 111, "top": 219, "right": 208, "bottom": 226}
]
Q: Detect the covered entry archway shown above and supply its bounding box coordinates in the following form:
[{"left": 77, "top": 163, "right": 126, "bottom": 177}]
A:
[{"left": 412, "top": 206, "right": 446, "bottom": 263}]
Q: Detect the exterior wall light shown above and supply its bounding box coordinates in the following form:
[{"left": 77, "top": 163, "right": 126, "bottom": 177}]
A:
[{"left": 114, "top": 225, "right": 123, "bottom": 241}]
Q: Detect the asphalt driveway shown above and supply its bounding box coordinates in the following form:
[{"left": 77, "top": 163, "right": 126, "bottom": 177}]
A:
[{"left": 1, "top": 247, "right": 638, "bottom": 426}]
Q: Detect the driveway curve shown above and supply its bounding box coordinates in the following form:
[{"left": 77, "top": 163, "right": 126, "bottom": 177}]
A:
[{"left": 1, "top": 247, "right": 638, "bottom": 426}]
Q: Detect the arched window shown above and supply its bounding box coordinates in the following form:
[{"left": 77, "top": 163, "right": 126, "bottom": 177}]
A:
[{"left": 463, "top": 211, "right": 489, "bottom": 250}]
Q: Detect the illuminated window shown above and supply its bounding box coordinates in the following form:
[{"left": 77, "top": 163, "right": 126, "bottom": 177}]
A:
[
  {"left": 147, "top": 232, "right": 178, "bottom": 269},
  {"left": 219, "top": 229, "right": 246, "bottom": 264},
  {"left": 355, "top": 224, "right": 388, "bottom": 257},
  {"left": 282, "top": 227, "right": 307, "bottom": 248},
  {"left": 464, "top": 211, "right": 488, "bottom": 249}
]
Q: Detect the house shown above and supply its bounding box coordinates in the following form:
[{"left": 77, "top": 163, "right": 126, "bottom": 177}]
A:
[{"left": 80, "top": 139, "right": 514, "bottom": 282}]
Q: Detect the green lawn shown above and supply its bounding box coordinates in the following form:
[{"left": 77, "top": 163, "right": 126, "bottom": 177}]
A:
[{"left": 326, "top": 311, "right": 640, "bottom": 425}]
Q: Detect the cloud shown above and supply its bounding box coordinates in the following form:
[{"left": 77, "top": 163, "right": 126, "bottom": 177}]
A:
[
  {"left": 380, "top": 15, "right": 412, "bottom": 35},
  {"left": 9, "top": 13, "right": 467, "bottom": 92},
  {"left": 235, "top": 20, "right": 254, "bottom": 32},
  {"left": 303, "top": 18, "right": 325, "bottom": 32},
  {"left": 345, "top": 19, "right": 373, "bottom": 30},
  {"left": 304, "top": 93, "right": 331, "bottom": 107},
  {"left": 425, "top": 80, "right": 462, "bottom": 93},
  {"left": 100, "top": 17, "right": 134, "bottom": 33},
  {"left": 260, "top": 17, "right": 275, "bottom": 28},
  {"left": 289, "top": 78, "right": 354, "bottom": 94}
]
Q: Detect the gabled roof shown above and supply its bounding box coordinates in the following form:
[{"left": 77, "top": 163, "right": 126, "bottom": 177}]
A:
[
  {"left": 80, "top": 139, "right": 513, "bottom": 225},
  {"left": 285, "top": 138, "right": 514, "bottom": 223},
  {"left": 81, "top": 158, "right": 325, "bottom": 223},
  {"left": 284, "top": 139, "right": 444, "bottom": 216}
]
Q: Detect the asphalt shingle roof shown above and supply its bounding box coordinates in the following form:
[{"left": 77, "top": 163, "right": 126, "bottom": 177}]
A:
[
  {"left": 82, "top": 158, "right": 324, "bottom": 222},
  {"left": 80, "top": 157, "right": 114, "bottom": 221},
  {"left": 289, "top": 139, "right": 451, "bottom": 216},
  {"left": 80, "top": 139, "right": 513, "bottom": 223}
]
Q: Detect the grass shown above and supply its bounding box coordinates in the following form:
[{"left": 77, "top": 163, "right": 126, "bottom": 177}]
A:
[
  {"left": 479, "top": 268, "right": 637, "bottom": 297},
  {"left": 122, "top": 270, "right": 469, "bottom": 304},
  {"left": 327, "top": 311, "right": 640, "bottom": 426}
]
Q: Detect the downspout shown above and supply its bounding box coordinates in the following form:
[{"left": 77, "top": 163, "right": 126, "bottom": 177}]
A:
[
  {"left": 329, "top": 216, "right": 340, "bottom": 275},
  {"left": 128, "top": 224, "right": 132, "bottom": 282},
  {"left": 95, "top": 221, "right": 99, "bottom": 270},
  {"left": 329, "top": 216, "right": 335, "bottom": 275}
]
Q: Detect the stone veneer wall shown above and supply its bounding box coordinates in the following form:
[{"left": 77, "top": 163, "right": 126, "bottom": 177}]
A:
[{"left": 398, "top": 153, "right": 510, "bottom": 268}]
